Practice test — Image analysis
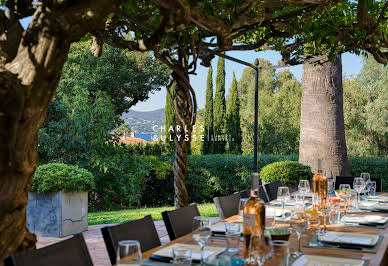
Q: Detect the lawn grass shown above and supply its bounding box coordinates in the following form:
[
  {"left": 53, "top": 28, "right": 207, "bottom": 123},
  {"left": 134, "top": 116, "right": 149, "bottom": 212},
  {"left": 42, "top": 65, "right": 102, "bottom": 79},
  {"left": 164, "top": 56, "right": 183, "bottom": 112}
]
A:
[{"left": 88, "top": 203, "right": 218, "bottom": 225}]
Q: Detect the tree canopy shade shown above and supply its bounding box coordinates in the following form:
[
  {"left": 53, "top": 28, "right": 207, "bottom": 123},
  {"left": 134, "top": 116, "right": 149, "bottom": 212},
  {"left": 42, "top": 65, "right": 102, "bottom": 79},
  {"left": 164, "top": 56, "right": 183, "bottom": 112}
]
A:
[
  {"left": 0, "top": 0, "right": 387, "bottom": 258},
  {"left": 59, "top": 41, "right": 170, "bottom": 115}
]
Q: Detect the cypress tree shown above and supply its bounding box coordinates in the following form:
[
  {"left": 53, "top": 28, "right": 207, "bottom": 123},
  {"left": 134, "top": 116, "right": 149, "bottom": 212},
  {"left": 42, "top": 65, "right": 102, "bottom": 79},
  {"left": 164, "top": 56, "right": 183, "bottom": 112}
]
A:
[
  {"left": 202, "top": 65, "right": 214, "bottom": 154},
  {"left": 226, "top": 72, "right": 242, "bottom": 154},
  {"left": 165, "top": 82, "right": 176, "bottom": 150},
  {"left": 213, "top": 55, "right": 226, "bottom": 153}
]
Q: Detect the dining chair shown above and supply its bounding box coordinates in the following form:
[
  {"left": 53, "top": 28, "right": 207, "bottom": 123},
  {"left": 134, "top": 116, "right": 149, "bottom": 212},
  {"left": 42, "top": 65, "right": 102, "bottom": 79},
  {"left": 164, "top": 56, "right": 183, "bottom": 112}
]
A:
[
  {"left": 265, "top": 180, "right": 284, "bottom": 201},
  {"left": 3, "top": 233, "right": 93, "bottom": 266},
  {"left": 101, "top": 214, "right": 161, "bottom": 265},
  {"left": 161, "top": 203, "right": 200, "bottom": 241},
  {"left": 213, "top": 192, "right": 241, "bottom": 219},
  {"left": 240, "top": 186, "right": 270, "bottom": 202}
]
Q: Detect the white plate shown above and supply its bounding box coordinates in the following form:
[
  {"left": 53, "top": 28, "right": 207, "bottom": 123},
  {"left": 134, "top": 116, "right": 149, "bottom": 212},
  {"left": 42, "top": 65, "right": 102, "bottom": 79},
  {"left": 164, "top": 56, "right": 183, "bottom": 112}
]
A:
[
  {"left": 342, "top": 214, "right": 388, "bottom": 224},
  {"left": 366, "top": 196, "right": 388, "bottom": 202},
  {"left": 209, "top": 222, "right": 243, "bottom": 233},
  {"left": 318, "top": 231, "right": 379, "bottom": 246},
  {"left": 152, "top": 243, "right": 224, "bottom": 261},
  {"left": 292, "top": 255, "right": 365, "bottom": 266}
]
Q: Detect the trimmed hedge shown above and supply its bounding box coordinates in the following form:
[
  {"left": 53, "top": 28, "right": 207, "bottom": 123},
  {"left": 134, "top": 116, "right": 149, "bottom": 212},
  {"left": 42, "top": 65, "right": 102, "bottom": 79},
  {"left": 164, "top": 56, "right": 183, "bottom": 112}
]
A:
[
  {"left": 138, "top": 155, "right": 388, "bottom": 207},
  {"left": 260, "top": 161, "right": 313, "bottom": 185},
  {"left": 31, "top": 163, "right": 95, "bottom": 193}
]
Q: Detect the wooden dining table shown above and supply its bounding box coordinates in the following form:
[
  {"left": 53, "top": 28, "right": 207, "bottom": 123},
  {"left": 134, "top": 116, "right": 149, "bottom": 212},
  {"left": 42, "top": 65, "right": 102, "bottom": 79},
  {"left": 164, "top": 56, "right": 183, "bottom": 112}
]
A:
[{"left": 120, "top": 193, "right": 388, "bottom": 265}]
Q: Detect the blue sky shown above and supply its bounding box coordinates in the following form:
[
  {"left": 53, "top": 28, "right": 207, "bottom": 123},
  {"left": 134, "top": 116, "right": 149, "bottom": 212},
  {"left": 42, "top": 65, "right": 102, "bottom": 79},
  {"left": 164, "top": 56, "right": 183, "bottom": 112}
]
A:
[
  {"left": 20, "top": 17, "right": 363, "bottom": 112},
  {"left": 132, "top": 51, "right": 363, "bottom": 111}
]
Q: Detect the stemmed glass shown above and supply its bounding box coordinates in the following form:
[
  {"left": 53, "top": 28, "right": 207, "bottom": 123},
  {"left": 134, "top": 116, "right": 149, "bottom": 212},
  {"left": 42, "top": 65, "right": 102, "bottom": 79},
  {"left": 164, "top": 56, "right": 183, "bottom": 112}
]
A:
[
  {"left": 361, "top": 173, "right": 371, "bottom": 196},
  {"left": 318, "top": 196, "right": 329, "bottom": 235},
  {"left": 353, "top": 177, "right": 365, "bottom": 208},
  {"left": 277, "top": 187, "right": 290, "bottom": 221},
  {"left": 338, "top": 184, "right": 351, "bottom": 214},
  {"left": 239, "top": 198, "right": 248, "bottom": 218},
  {"left": 192, "top": 216, "right": 211, "bottom": 264},
  {"left": 298, "top": 180, "right": 310, "bottom": 203},
  {"left": 290, "top": 201, "right": 307, "bottom": 256}
]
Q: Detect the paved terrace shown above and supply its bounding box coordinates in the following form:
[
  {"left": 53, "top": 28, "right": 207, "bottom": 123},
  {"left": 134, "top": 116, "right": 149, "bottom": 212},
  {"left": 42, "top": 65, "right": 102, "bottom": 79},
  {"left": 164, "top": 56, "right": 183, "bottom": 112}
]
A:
[{"left": 36, "top": 218, "right": 220, "bottom": 266}]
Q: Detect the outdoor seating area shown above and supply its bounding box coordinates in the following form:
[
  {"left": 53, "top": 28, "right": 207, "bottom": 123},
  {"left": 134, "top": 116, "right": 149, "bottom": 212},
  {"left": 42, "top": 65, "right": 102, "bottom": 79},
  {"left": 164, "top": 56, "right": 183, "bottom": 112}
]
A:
[
  {"left": 1, "top": 1, "right": 387, "bottom": 266},
  {"left": 4, "top": 174, "right": 388, "bottom": 265}
]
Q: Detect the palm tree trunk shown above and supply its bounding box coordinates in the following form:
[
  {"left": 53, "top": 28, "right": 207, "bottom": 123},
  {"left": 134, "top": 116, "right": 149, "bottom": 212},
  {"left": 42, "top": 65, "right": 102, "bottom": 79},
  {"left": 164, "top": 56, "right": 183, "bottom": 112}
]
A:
[{"left": 299, "top": 54, "right": 350, "bottom": 177}]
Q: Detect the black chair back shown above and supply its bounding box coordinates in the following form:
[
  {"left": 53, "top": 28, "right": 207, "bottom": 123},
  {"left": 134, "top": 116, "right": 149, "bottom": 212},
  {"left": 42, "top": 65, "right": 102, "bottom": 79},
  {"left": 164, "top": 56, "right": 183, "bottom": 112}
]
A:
[
  {"left": 240, "top": 187, "right": 269, "bottom": 202},
  {"left": 213, "top": 192, "right": 241, "bottom": 219},
  {"left": 265, "top": 180, "right": 283, "bottom": 201},
  {"left": 335, "top": 176, "right": 354, "bottom": 189},
  {"left": 101, "top": 215, "right": 161, "bottom": 265},
  {"left": 3, "top": 233, "right": 92, "bottom": 266},
  {"left": 162, "top": 203, "right": 200, "bottom": 241},
  {"left": 372, "top": 177, "right": 383, "bottom": 192}
]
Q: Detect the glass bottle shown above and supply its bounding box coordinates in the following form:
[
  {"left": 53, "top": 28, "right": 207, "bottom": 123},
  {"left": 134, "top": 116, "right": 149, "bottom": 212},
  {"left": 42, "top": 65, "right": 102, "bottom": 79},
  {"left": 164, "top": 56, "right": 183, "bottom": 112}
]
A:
[
  {"left": 312, "top": 159, "right": 328, "bottom": 205},
  {"left": 243, "top": 173, "right": 266, "bottom": 260}
]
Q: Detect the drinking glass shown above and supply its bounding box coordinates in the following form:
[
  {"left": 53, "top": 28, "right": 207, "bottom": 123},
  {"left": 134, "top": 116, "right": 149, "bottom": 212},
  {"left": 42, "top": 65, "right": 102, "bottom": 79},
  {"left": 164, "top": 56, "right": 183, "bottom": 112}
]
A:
[
  {"left": 370, "top": 181, "right": 377, "bottom": 196},
  {"left": 250, "top": 231, "right": 273, "bottom": 266},
  {"left": 239, "top": 198, "right": 248, "bottom": 217},
  {"left": 266, "top": 240, "right": 289, "bottom": 266},
  {"left": 298, "top": 180, "right": 310, "bottom": 202},
  {"left": 225, "top": 223, "right": 240, "bottom": 253},
  {"left": 116, "top": 240, "right": 142, "bottom": 265},
  {"left": 361, "top": 173, "right": 371, "bottom": 195},
  {"left": 338, "top": 184, "right": 351, "bottom": 214},
  {"left": 192, "top": 216, "right": 211, "bottom": 264},
  {"left": 318, "top": 197, "right": 329, "bottom": 235},
  {"left": 173, "top": 247, "right": 192, "bottom": 266},
  {"left": 353, "top": 177, "right": 365, "bottom": 207},
  {"left": 290, "top": 206, "right": 307, "bottom": 256},
  {"left": 277, "top": 187, "right": 290, "bottom": 221}
]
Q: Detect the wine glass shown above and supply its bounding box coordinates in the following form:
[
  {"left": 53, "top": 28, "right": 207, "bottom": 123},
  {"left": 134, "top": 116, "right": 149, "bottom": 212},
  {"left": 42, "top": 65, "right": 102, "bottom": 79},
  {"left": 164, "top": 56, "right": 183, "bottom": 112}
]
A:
[
  {"left": 338, "top": 184, "right": 351, "bottom": 214},
  {"left": 298, "top": 180, "right": 310, "bottom": 202},
  {"left": 361, "top": 173, "right": 371, "bottom": 195},
  {"left": 192, "top": 216, "right": 211, "bottom": 264},
  {"left": 370, "top": 181, "right": 377, "bottom": 196},
  {"left": 277, "top": 187, "right": 290, "bottom": 221},
  {"left": 290, "top": 201, "right": 307, "bottom": 256},
  {"left": 239, "top": 198, "right": 248, "bottom": 218},
  {"left": 353, "top": 177, "right": 365, "bottom": 208},
  {"left": 116, "top": 240, "right": 142, "bottom": 265}
]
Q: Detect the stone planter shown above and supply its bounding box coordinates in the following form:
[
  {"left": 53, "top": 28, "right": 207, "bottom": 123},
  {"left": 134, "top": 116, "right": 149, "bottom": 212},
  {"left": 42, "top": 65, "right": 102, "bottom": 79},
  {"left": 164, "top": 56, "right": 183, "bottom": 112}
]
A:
[{"left": 27, "top": 191, "right": 88, "bottom": 238}]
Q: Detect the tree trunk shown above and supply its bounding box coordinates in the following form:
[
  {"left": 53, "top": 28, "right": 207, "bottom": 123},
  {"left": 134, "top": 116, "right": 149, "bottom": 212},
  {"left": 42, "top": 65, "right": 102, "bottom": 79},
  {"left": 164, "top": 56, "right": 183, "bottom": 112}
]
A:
[
  {"left": 299, "top": 54, "right": 350, "bottom": 177},
  {"left": 0, "top": 1, "right": 124, "bottom": 260},
  {"left": 170, "top": 70, "right": 195, "bottom": 208}
]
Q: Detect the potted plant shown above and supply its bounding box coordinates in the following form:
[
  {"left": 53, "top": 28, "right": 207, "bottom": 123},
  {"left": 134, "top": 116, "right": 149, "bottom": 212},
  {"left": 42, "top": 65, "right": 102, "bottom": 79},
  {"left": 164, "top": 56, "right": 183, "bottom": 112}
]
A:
[{"left": 27, "top": 163, "right": 95, "bottom": 237}]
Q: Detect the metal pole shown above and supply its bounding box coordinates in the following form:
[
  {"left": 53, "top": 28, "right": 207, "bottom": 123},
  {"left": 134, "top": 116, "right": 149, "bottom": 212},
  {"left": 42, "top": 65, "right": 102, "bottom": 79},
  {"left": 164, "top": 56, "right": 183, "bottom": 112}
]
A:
[{"left": 253, "top": 59, "right": 259, "bottom": 174}]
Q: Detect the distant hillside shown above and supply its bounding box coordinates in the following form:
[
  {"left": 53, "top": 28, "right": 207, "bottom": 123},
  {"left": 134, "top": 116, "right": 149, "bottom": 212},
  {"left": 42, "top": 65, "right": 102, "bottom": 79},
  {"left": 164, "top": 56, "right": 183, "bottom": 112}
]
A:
[{"left": 121, "top": 108, "right": 165, "bottom": 133}]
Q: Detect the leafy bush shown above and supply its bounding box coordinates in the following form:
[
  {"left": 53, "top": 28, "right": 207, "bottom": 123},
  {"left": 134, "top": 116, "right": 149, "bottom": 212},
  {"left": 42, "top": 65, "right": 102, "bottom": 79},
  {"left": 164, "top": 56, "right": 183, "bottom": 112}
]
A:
[
  {"left": 31, "top": 163, "right": 95, "bottom": 193},
  {"left": 259, "top": 161, "right": 313, "bottom": 185},
  {"left": 125, "top": 142, "right": 173, "bottom": 156},
  {"left": 349, "top": 157, "right": 388, "bottom": 191}
]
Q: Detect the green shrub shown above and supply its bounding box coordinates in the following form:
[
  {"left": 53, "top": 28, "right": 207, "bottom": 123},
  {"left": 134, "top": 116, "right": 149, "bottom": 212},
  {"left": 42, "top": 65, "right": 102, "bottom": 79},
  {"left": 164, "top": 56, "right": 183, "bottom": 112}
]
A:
[
  {"left": 348, "top": 157, "right": 388, "bottom": 191},
  {"left": 31, "top": 163, "right": 95, "bottom": 193},
  {"left": 259, "top": 161, "right": 313, "bottom": 185}
]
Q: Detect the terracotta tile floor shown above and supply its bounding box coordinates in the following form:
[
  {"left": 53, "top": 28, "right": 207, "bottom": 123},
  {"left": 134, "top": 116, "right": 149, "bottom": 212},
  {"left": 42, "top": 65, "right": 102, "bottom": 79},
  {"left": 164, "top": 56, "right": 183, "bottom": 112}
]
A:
[{"left": 36, "top": 221, "right": 170, "bottom": 266}]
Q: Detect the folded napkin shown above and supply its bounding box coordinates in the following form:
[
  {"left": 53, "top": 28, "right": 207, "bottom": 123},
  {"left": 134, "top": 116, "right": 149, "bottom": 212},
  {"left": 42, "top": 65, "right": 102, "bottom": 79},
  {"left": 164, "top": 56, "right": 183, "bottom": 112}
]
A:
[
  {"left": 266, "top": 207, "right": 291, "bottom": 217},
  {"left": 291, "top": 255, "right": 364, "bottom": 266},
  {"left": 343, "top": 215, "right": 388, "bottom": 224},
  {"left": 366, "top": 196, "right": 388, "bottom": 203},
  {"left": 319, "top": 232, "right": 373, "bottom": 246},
  {"left": 152, "top": 243, "right": 224, "bottom": 261}
]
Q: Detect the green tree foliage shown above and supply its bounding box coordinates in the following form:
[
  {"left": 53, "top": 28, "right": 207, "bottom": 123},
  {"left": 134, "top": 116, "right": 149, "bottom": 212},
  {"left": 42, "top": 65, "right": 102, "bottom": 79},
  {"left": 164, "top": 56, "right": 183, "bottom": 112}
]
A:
[
  {"left": 344, "top": 56, "right": 388, "bottom": 157},
  {"left": 226, "top": 72, "right": 242, "bottom": 154},
  {"left": 202, "top": 66, "right": 214, "bottom": 154},
  {"left": 238, "top": 60, "right": 301, "bottom": 155},
  {"left": 165, "top": 82, "right": 176, "bottom": 150},
  {"left": 113, "top": 123, "right": 131, "bottom": 136},
  {"left": 213, "top": 55, "right": 227, "bottom": 153},
  {"left": 58, "top": 40, "right": 170, "bottom": 115}
]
